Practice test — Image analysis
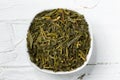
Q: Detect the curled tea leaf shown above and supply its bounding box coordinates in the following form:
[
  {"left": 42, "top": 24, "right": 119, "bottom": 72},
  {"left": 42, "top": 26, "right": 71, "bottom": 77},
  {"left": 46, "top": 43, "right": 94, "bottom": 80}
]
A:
[{"left": 27, "top": 8, "right": 91, "bottom": 72}]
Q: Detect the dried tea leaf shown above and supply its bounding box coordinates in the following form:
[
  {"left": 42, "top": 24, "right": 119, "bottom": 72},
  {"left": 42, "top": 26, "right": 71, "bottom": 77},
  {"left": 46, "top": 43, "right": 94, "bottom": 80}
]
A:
[
  {"left": 27, "top": 32, "right": 33, "bottom": 49},
  {"left": 27, "top": 8, "right": 91, "bottom": 72}
]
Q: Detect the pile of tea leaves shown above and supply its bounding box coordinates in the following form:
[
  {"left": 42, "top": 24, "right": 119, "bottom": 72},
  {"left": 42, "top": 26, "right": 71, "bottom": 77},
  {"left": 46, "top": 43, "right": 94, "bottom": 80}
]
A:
[{"left": 27, "top": 8, "right": 91, "bottom": 72}]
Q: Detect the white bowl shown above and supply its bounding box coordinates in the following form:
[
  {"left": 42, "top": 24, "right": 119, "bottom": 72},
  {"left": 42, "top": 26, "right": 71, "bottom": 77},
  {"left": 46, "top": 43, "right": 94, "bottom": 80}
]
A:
[{"left": 27, "top": 9, "right": 93, "bottom": 75}]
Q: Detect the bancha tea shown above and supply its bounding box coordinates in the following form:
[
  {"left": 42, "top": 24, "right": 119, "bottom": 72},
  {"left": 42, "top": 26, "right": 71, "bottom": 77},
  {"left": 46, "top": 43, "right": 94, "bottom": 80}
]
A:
[{"left": 27, "top": 8, "right": 91, "bottom": 72}]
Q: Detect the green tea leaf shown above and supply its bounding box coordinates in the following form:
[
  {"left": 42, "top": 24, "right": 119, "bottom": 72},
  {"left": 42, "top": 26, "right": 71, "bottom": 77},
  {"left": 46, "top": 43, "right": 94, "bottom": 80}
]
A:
[{"left": 27, "top": 8, "right": 91, "bottom": 72}]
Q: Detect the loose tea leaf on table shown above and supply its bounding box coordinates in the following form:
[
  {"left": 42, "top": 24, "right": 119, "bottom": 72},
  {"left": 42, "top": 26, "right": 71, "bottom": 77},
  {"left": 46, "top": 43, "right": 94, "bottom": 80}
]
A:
[{"left": 27, "top": 8, "right": 91, "bottom": 72}]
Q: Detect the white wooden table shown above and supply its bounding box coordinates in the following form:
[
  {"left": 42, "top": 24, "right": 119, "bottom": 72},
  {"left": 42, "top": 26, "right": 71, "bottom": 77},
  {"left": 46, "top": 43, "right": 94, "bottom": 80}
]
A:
[{"left": 0, "top": 0, "right": 120, "bottom": 80}]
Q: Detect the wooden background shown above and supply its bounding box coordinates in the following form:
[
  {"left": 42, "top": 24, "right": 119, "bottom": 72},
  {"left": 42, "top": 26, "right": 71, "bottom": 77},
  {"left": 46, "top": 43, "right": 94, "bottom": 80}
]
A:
[{"left": 0, "top": 0, "right": 120, "bottom": 80}]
